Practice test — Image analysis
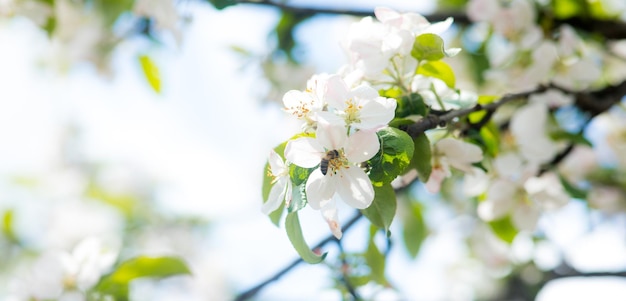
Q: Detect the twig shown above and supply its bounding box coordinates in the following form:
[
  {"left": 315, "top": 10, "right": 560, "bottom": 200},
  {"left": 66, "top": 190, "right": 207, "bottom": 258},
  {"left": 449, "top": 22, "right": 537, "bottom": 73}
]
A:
[
  {"left": 234, "top": 211, "right": 364, "bottom": 301},
  {"left": 404, "top": 84, "right": 551, "bottom": 138}
]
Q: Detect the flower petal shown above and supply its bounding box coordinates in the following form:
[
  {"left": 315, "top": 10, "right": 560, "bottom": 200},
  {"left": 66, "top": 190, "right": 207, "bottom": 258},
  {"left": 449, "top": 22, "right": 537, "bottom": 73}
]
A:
[
  {"left": 344, "top": 129, "right": 380, "bottom": 163},
  {"left": 425, "top": 167, "right": 447, "bottom": 193},
  {"left": 262, "top": 178, "right": 288, "bottom": 214},
  {"left": 268, "top": 150, "right": 286, "bottom": 175},
  {"left": 285, "top": 137, "right": 324, "bottom": 168},
  {"left": 316, "top": 119, "right": 348, "bottom": 151},
  {"left": 324, "top": 75, "right": 350, "bottom": 108},
  {"left": 336, "top": 167, "right": 374, "bottom": 209},
  {"left": 320, "top": 198, "right": 342, "bottom": 239},
  {"left": 352, "top": 97, "right": 397, "bottom": 130},
  {"left": 306, "top": 169, "right": 336, "bottom": 210}
]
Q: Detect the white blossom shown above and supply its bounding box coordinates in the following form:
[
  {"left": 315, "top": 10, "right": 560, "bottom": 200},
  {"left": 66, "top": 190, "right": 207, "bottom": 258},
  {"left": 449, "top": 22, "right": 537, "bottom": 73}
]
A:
[
  {"left": 262, "top": 150, "right": 292, "bottom": 214},
  {"left": 285, "top": 119, "right": 379, "bottom": 238}
]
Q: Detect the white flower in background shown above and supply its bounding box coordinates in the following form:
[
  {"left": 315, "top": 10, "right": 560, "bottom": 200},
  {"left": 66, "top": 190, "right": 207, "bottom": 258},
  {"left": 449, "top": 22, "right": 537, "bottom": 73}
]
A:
[
  {"left": 524, "top": 172, "right": 570, "bottom": 210},
  {"left": 468, "top": 0, "right": 541, "bottom": 46},
  {"left": 477, "top": 153, "right": 570, "bottom": 231},
  {"left": 426, "top": 138, "right": 483, "bottom": 193},
  {"left": 529, "top": 89, "right": 574, "bottom": 108},
  {"left": 58, "top": 237, "right": 119, "bottom": 291},
  {"left": 588, "top": 186, "right": 626, "bottom": 213},
  {"left": 283, "top": 73, "right": 332, "bottom": 127},
  {"left": 262, "top": 150, "right": 292, "bottom": 214},
  {"left": 344, "top": 7, "right": 454, "bottom": 83},
  {"left": 0, "top": 0, "right": 52, "bottom": 25},
  {"left": 49, "top": 0, "right": 109, "bottom": 72},
  {"left": 8, "top": 237, "right": 118, "bottom": 300},
  {"left": 558, "top": 145, "right": 597, "bottom": 183},
  {"left": 285, "top": 119, "right": 379, "bottom": 238},
  {"left": 510, "top": 101, "right": 559, "bottom": 165},
  {"left": 411, "top": 75, "right": 478, "bottom": 110},
  {"left": 321, "top": 75, "right": 397, "bottom": 130}
]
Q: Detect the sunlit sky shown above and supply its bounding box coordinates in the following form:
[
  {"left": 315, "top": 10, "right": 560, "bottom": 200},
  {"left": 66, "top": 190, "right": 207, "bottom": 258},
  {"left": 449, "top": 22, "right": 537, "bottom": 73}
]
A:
[{"left": 3, "top": 1, "right": 626, "bottom": 300}]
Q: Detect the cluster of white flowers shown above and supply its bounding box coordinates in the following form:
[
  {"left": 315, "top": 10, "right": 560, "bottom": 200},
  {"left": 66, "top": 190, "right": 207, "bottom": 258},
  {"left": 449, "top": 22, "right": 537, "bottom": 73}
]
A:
[
  {"left": 267, "top": 73, "right": 397, "bottom": 238},
  {"left": 264, "top": 8, "right": 484, "bottom": 239},
  {"left": 467, "top": 0, "right": 607, "bottom": 93}
]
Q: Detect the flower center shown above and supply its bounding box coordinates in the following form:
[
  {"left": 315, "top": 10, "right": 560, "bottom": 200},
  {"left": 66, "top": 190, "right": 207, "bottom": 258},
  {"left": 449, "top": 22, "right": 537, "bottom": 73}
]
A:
[
  {"left": 344, "top": 98, "right": 362, "bottom": 124},
  {"left": 324, "top": 149, "right": 349, "bottom": 176},
  {"left": 286, "top": 99, "right": 312, "bottom": 119}
]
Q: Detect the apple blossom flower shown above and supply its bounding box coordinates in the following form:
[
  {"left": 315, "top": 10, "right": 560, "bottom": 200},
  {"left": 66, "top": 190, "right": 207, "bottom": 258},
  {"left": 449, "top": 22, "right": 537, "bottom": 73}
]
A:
[
  {"left": 426, "top": 138, "right": 483, "bottom": 193},
  {"left": 476, "top": 152, "right": 570, "bottom": 231},
  {"left": 510, "top": 101, "right": 559, "bottom": 165},
  {"left": 283, "top": 73, "right": 340, "bottom": 129},
  {"left": 262, "top": 150, "right": 292, "bottom": 214},
  {"left": 285, "top": 120, "right": 379, "bottom": 238},
  {"left": 343, "top": 7, "right": 455, "bottom": 85},
  {"left": 320, "top": 75, "right": 397, "bottom": 130}
]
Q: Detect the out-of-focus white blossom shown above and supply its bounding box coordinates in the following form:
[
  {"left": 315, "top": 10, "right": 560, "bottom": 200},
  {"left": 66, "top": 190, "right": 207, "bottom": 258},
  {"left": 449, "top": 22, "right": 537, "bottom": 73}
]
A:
[{"left": 426, "top": 138, "right": 483, "bottom": 193}]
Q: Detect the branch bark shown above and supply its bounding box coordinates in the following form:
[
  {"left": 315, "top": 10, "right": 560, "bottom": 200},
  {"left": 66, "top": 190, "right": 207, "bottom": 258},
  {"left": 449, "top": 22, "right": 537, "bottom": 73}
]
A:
[{"left": 233, "top": 0, "right": 626, "bottom": 39}]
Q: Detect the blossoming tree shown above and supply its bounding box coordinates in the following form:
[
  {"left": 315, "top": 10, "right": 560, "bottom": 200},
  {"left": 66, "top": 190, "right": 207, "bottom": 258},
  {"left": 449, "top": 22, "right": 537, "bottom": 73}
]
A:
[{"left": 3, "top": 0, "right": 626, "bottom": 300}]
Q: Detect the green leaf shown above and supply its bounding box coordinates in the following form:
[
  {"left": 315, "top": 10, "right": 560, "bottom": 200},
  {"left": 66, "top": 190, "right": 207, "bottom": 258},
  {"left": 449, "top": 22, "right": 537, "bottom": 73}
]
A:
[
  {"left": 411, "top": 33, "right": 446, "bottom": 61},
  {"left": 85, "top": 181, "right": 136, "bottom": 217},
  {"left": 407, "top": 133, "right": 432, "bottom": 182},
  {"left": 396, "top": 93, "right": 427, "bottom": 118},
  {"left": 558, "top": 173, "right": 588, "bottom": 199},
  {"left": 549, "top": 130, "right": 592, "bottom": 147},
  {"left": 364, "top": 226, "right": 387, "bottom": 285},
  {"left": 139, "top": 55, "right": 161, "bottom": 93},
  {"left": 368, "top": 128, "right": 415, "bottom": 186},
  {"left": 275, "top": 11, "right": 312, "bottom": 62},
  {"left": 479, "top": 124, "right": 500, "bottom": 157},
  {"left": 94, "top": 256, "right": 191, "bottom": 301},
  {"left": 402, "top": 201, "right": 427, "bottom": 258},
  {"left": 285, "top": 212, "right": 326, "bottom": 264},
  {"left": 488, "top": 216, "right": 518, "bottom": 244},
  {"left": 2, "top": 210, "right": 18, "bottom": 243},
  {"left": 206, "top": 0, "right": 235, "bottom": 10},
  {"left": 554, "top": 0, "right": 585, "bottom": 19},
  {"left": 388, "top": 118, "right": 415, "bottom": 128},
  {"left": 290, "top": 164, "right": 314, "bottom": 186},
  {"left": 361, "top": 184, "right": 396, "bottom": 233},
  {"left": 288, "top": 184, "right": 308, "bottom": 212},
  {"left": 416, "top": 60, "right": 456, "bottom": 88}
]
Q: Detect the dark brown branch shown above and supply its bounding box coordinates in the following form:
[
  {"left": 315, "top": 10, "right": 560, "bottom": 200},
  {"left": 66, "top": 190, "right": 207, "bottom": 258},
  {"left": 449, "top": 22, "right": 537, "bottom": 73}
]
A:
[
  {"left": 234, "top": 211, "right": 364, "bottom": 301},
  {"left": 233, "top": 0, "right": 469, "bottom": 23},
  {"left": 404, "top": 84, "right": 551, "bottom": 138},
  {"left": 233, "top": 0, "right": 626, "bottom": 39}
]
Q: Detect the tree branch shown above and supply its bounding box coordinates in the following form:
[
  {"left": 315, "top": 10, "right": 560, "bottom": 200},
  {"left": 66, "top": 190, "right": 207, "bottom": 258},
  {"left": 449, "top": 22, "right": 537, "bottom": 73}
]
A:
[
  {"left": 234, "top": 211, "right": 364, "bottom": 301},
  {"left": 233, "top": 0, "right": 626, "bottom": 39}
]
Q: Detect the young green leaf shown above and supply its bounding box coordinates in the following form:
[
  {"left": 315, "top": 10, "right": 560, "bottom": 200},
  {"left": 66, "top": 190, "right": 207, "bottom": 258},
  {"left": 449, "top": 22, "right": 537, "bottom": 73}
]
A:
[
  {"left": 395, "top": 93, "right": 427, "bottom": 118},
  {"left": 402, "top": 201, "right": 427, "bottom": 258},
  {"left": 558, "top": 173, "right": 588, "bottom": 199},
  {"left": 365, "top": 226, "right": 387, "bottom": 285},
  {"left": 94, "top": 256, "right": 191, "bottom": 301},
  {"left": 285, "top": 212, "right": 326, "bottom": 264},
  {"left": 139, "top": 55, "right": 161, "bottom": 94},
  {"left": 361, "top": 184, "right": 397, "bottom": 233},
  {"left": 411, "top": 33, "right": 446, "bottom": 61},
  {"left": 488, "top": 216, "right": 518, "bottom": 244},
  {"left": 407, "top": 133, "right": 432, "bottom": 182},
  {"left": 416, "top": 60, "right": 456, "bottom": 88},
  {"left": 368, "top": 127, "right": 415, "bottom": 187}
]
